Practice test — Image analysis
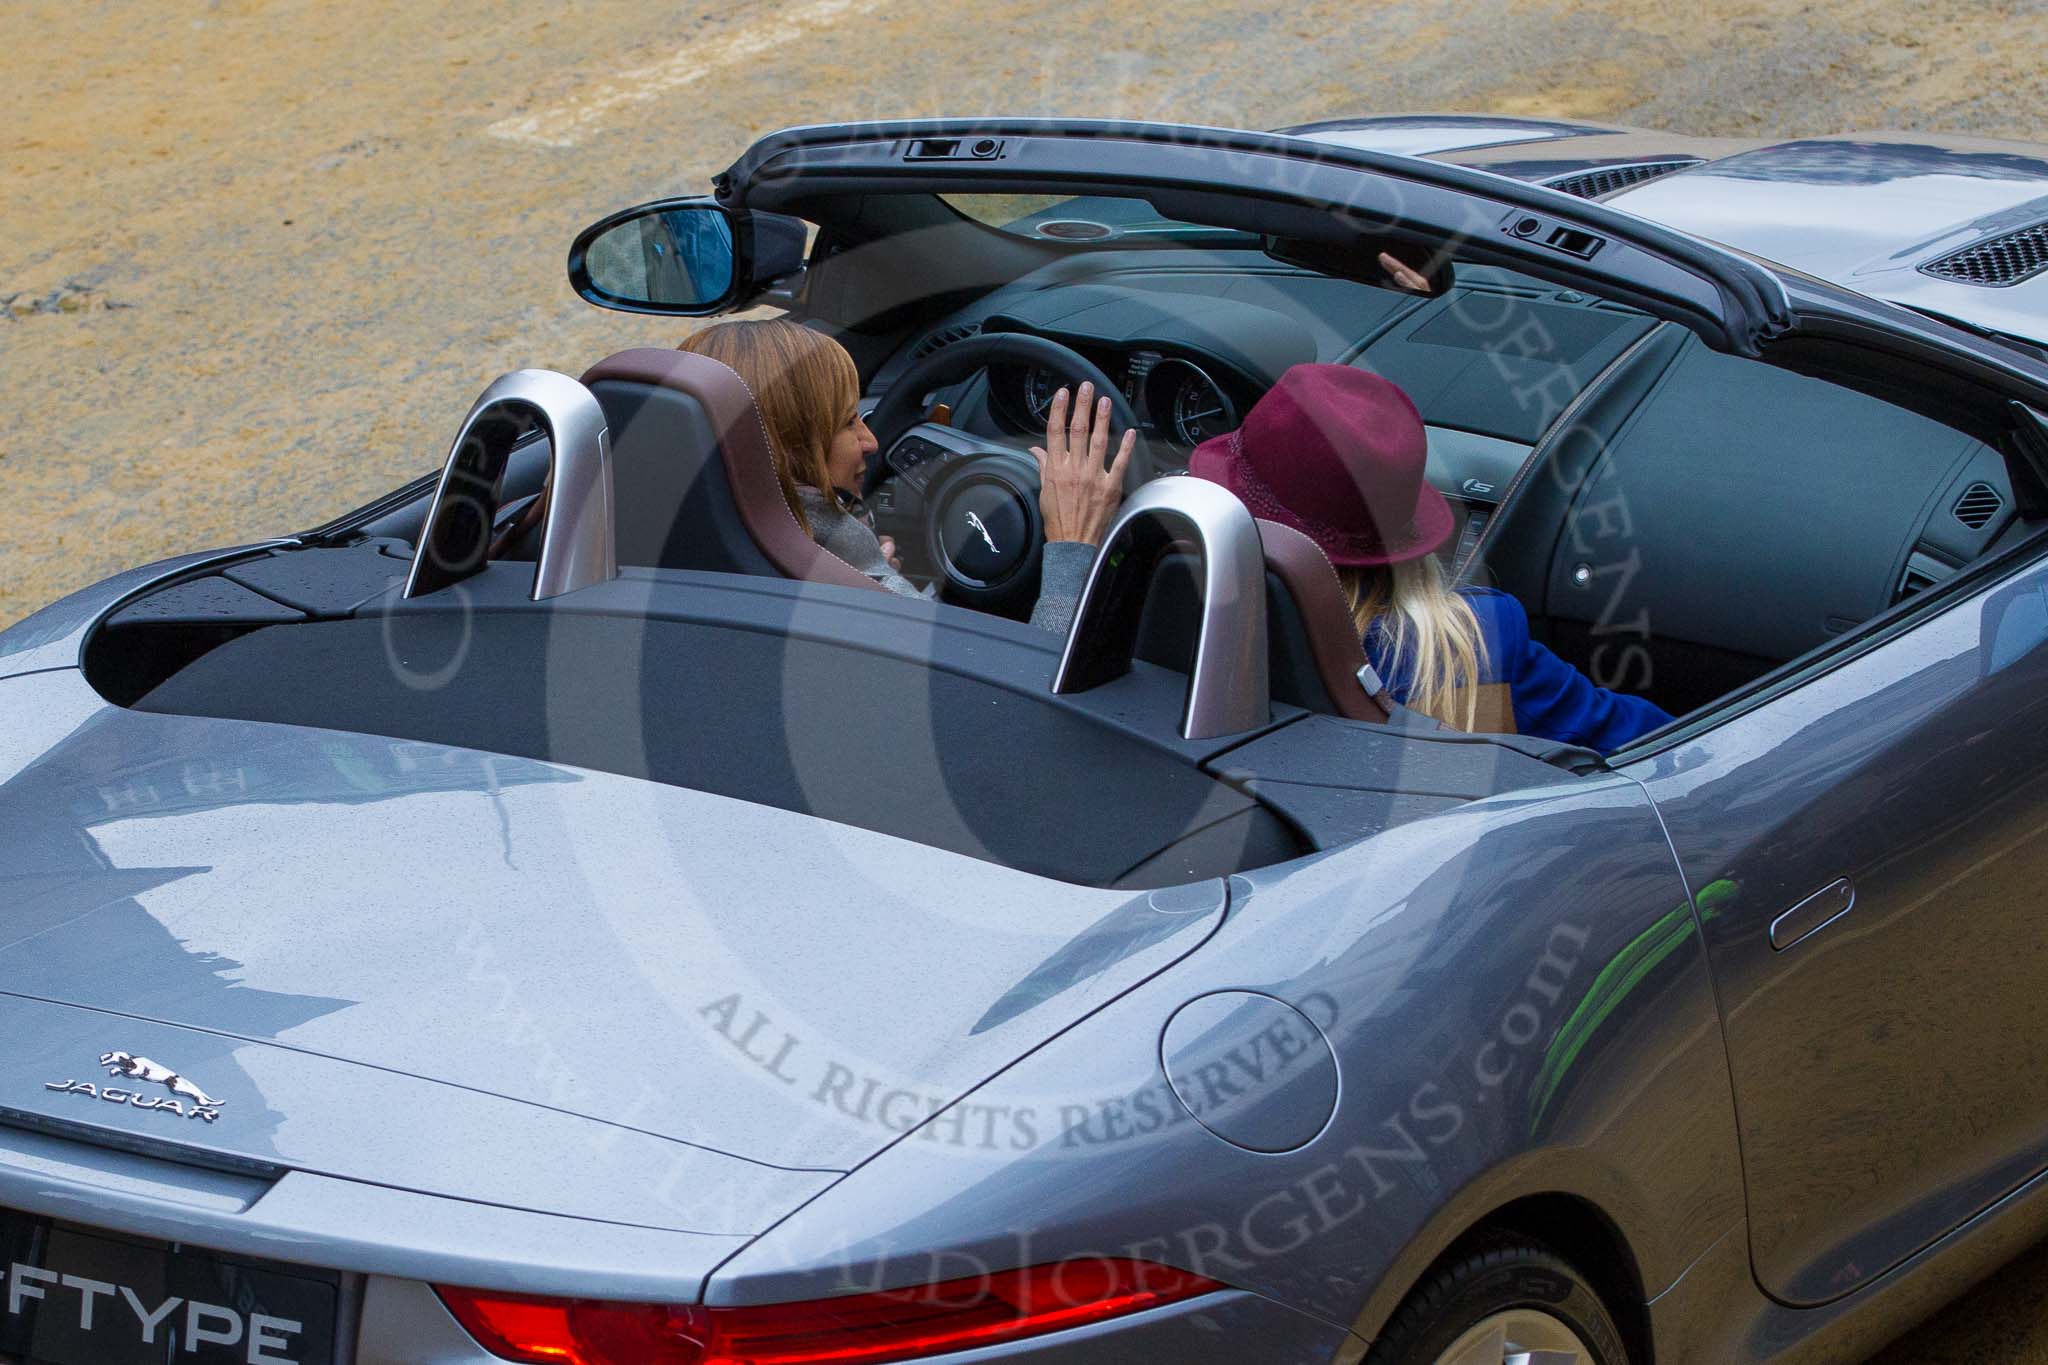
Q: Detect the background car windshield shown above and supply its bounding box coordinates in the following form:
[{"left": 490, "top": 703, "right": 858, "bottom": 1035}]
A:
[{"left": 939, "top": 193, "right": 1258, "bottom": 244}]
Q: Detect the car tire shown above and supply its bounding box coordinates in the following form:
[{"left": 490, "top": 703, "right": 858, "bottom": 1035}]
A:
[{"left": 1363, "top": 1233, "right": 1630, "bottom": 1365}]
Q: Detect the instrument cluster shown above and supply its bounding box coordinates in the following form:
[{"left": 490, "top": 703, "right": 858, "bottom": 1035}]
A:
[{"left": 994, "top": 348, "right": 1242, "bottom": 449}]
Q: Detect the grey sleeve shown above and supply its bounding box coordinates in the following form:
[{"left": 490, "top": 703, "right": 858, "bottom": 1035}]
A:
[
  {"left": 859, "top": 547, "right": 935, "bottom": 600},
  {"left": 1028, "top": 541, "right": 1099, "bottom": 635},
  {"left": 809, "top": 499, "right": 934, "bottom": 599},
  {"left": 877, "top": 566, "right": 937, "bottom": 600}
]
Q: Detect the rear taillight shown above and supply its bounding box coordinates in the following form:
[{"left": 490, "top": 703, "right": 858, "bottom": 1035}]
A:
[
  {"left": 436, "top": 1292, "right": 703, "bottom": 1363},
  {"left": 436, "top": 1259, "right": 1223, "bottom": 1364}
]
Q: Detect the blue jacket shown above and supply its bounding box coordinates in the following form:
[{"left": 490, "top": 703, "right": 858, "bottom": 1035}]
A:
[{"left": 1366, "top": 588, "right": 1672, "bottom": 755}]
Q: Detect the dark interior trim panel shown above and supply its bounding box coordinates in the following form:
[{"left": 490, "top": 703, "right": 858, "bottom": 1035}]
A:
[{"left": 85, "top": 549, "right": 1595, "bottom": 888}]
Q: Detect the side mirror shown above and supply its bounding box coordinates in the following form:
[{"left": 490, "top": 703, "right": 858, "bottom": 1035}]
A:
[{"left": 567, "top": 197, "right": 808, "bottom": 316}]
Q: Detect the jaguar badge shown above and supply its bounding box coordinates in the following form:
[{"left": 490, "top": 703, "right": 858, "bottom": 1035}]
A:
[
  {"left": 44, "top": 1050, "right": 224, "bottom": 1123},
  {"left": 965, "top": 510, "right": 1000, "bottom": 555}
]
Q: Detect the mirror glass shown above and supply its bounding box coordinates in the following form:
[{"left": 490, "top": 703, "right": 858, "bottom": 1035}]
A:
[{"left": 580, "top": 206, "right": 736, "bottom": 310}]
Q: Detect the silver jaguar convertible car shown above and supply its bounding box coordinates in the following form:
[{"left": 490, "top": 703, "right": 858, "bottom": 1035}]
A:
[{"left": 4, "top": 116, "right": 2048, "bottom": 1365}]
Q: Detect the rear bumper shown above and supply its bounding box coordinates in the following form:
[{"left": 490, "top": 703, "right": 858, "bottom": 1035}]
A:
[{"left": 2, "top": 1127, "right": 1362, "bottom": 1363}]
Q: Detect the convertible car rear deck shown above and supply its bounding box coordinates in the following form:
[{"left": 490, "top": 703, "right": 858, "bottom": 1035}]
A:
[{"left": 84, "top": 534, "right": 1583, "bottom": 889}]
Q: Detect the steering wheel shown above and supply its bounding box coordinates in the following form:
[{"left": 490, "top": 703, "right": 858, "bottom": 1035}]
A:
[{"left": 861, "top": 332, "right": 1143, "bottom": 611}]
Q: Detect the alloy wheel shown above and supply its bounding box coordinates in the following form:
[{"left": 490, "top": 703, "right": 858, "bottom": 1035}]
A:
[{"left": 1432, "top": 1309, "right": 1598, "bottom": 1365}]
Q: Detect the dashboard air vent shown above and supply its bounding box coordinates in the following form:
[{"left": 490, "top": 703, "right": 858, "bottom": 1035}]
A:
[
  {"left": 1543, "top": 159, "right": 1705, "bottom": 200},
  {"left": 1953, "top": 482, "right": 2005, "bottom": 530},
  {"left": 1898, "top": 565, "right": 1939, "bottom": 598},
  {"left": 1922, "top": 223, "right": 2048, "bottom": 288},
  {"left": 910, "top": 321, "right": 980, "bottom": 360},
  {"left": 1896, "top": 551, "right": 1955, "bottom": 603}
]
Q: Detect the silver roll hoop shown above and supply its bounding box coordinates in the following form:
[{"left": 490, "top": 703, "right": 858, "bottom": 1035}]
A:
[
  {"left": 404, "top": 369, "right": 617, "bottom": 602},
  {"left": 1051, "top": 476, "right": 1271, "bottom": 740}
]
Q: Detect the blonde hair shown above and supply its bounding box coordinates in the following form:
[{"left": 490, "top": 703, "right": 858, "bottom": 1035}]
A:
[
  {"left": 1341, "top": 557, "right": 1488, "bottom": 731},
  {"left": 679, "top": 319, "right": 860, "bottom": 535}
]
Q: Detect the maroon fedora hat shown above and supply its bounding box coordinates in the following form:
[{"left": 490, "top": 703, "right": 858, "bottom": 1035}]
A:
[{"left": 1187, "top": 364, "right": 1451, "bottom": 568}]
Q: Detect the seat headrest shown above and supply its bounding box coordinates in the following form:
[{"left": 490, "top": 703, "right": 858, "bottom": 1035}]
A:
[
  {"left": 1254, "top": 519, "right": 1393, "bottom": 723},
  {"left": 580, "top": 347, "right": 883, "bottom": 593}
]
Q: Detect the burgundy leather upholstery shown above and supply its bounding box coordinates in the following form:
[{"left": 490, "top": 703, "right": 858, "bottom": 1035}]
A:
[
  {"left": 579, "top": 347, "right": 884, "bottom": 594},
  {"left": 1255, "top": 518, "right": 1395, "bottom": 724}
]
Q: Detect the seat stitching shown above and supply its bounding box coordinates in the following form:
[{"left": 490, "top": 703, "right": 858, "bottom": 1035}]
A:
[
  {"left": 688, "top": 352, "right": 878, "bottom": 590},
  {"left": 1305, "top": 539, "right": 1382, "bottom": 707},
  {"left": 1261, "top": 518, "right": 1387, "bottom": 721},
  {"left": 690, "top": 354, "right": 809, "bottom": 539}
]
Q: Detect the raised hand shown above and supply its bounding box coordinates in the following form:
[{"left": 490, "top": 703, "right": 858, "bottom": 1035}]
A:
[{"left": 1031, "top": 381, "right": 1137, "bottom": 546}]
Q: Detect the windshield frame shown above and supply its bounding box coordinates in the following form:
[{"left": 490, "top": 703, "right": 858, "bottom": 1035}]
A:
[{"left": 717, "top": 117, "right": 1794, "bottom": 356}]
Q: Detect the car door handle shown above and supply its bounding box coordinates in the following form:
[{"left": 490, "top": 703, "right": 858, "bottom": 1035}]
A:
[{"left": 1769, "top": 877, "right": 1856, "bottom": 951}]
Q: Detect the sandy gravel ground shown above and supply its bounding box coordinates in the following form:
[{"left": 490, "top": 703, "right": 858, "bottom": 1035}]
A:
[{"left": 2, "top": 1, "right": 2046, "bottom": 1358}]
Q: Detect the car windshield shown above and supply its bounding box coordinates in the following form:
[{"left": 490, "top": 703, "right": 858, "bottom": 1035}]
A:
[{"left": 938, "top": 193, "right": 1259, "bottom": 245}]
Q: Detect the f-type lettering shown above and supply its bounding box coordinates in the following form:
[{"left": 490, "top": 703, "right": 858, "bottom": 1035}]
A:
[
  {"left": 250, "top": 1313, "right": 305, "bottom": 1365},
  {"left": 1, "top": 1268, "right": 299, "bottom": 1362},
  {"left": 59, "top": 1273, "right": 116, "bottom": 1331},
  {"left": 8, "top": 1264, "right": 53, "bottom": 1315},
  {"left": 187, "top": 1299, "right": 244, "bottom": 1349},
  {"left": 119, "top": 1286, "right": 182, "bottom": 1344}
]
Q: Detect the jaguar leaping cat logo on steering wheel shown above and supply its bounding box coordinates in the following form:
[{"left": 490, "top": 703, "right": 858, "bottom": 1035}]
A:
[
  {"left": 100, "top": 1051, "right": 223, "bottom": 1109},
  {"left": 964, "top": 511, "right": 1000, "bottom": 555}
]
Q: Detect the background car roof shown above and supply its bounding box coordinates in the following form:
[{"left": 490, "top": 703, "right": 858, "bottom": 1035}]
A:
[
  {"left": 1276, "top": 112, "right": 1638, "bottom": 157},
  {"left": 1283, "top": 116, "right": 2048, "bottom": 349}
]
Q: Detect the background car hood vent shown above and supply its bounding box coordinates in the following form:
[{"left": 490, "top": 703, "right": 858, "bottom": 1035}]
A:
[
  {"left": 910, "top": 320, "right": 981, "bottom": 359},
  {"left": 1921, "top": 221, "right": 2048, "bottom": 288},
  {"left": 1954, "top": 481, "right": 2006, "bottom": 529},
  {"left": 1543, "top": 159, "right": 1705, "bottom": 200}
]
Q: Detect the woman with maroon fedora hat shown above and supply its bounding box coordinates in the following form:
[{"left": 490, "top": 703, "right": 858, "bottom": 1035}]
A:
[{"left": 1188, "top": 364, "right": 1671, "bottom": 754}]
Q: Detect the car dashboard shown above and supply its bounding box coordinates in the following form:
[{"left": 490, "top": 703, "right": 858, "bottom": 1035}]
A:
[
  {"left": 866, "top": 252, "right": 1641, "bottom": 577},
  {"left": 862, "top": 246, "right": 2022, "bottom": 716}
]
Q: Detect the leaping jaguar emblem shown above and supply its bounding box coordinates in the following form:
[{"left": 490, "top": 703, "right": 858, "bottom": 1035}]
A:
[
  {"left": 965, "top": 510, "right": 1000, "bottom": 555},
  {"left": 98, "top": 1051, "right": 223, "bottom": 1109}
]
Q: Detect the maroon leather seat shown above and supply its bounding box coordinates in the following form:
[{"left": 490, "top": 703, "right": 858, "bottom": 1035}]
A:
[
  {"left": 1254, "top": 518, "right": 1397, "bottom": 724},
  {"left": 1131, "top": 517, "right": 1395, "bottom": 725},
  {"left": 579, "top": 347, "right": 883, "bottom": 594}
]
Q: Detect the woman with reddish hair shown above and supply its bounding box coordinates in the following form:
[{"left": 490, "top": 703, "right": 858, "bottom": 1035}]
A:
[
  {"left": 680, "top": 319, "right": 1129, "bottom": 632},
  {"left": 1189, "top": 364, "right": 1670, "bottom": 754}
]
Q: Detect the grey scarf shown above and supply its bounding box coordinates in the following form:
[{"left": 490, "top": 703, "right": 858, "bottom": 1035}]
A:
[{"left": 795, "top": 485, "right": 930, "bottom": 599}]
